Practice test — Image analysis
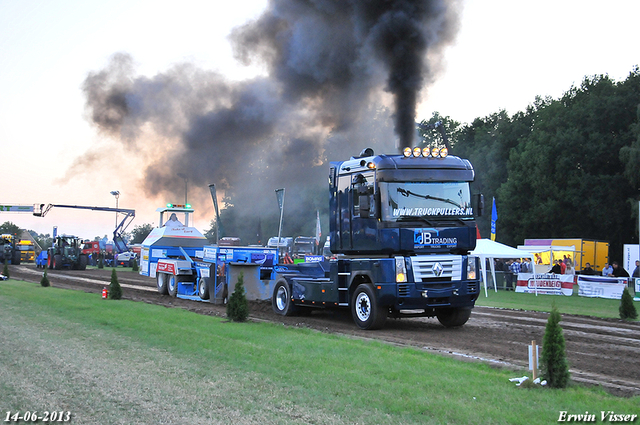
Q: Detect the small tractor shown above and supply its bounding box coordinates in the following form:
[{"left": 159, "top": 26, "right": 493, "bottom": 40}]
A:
[{"left": 47, "top": 235, "right": 88, "bottom": 270}]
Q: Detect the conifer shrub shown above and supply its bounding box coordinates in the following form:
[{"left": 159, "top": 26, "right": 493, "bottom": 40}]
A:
[
  {"left": 227, "top": 272, "right": 248, "bottom": 322},
  {"left": 132, "top": 258, "right": 139, "bottom": 272},
  {"left": 619, "top": 287, "right": 638, "bottom": 320},
  {"left": 40, "top": 269, "right": 50, "bottom": 287},
  {"left": 98, "top": 255, "right": 104, "bottom": 269},
  {"left": 3, "top": 263, "right": 9, "bottom": 279},
  {"left": 109, "top": 268, "right": 122, "bottom": 300},
  {"left": 541, "top": 304, "right": 570, "bottom": 388}
]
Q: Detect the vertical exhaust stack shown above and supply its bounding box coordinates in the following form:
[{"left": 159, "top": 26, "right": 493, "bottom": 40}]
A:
[{"left": 209, "top": 184, "right": 222, "bottom": 244}]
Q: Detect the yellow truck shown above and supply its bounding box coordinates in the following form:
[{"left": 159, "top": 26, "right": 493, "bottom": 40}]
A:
[
  {"left": 17, "top": 240, "right": 35, "bottom": 262},
  {"left": 521, "top": 238, "right": 609, "bottom": 273}
]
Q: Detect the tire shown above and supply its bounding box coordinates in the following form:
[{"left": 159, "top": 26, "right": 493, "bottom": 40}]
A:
[
  {"left": 351, "top": 284, "right": 387, "bottom": 330},
  {"left": 272, "top": 280, "right": 297, "bottom": 316},
  {"left": 436, "top": 307, "right": 472, "bottom": 328},
  {"left": 53, "top": 254, "right": 63, "bottom": 270},
  {"left": 167, "top": 275, "right": 178, "bottom": 297},
  {"left": 12, "top": 252, "right": 21, "bottom": 265},
  {"left": 157, "top": 273, "right": 168, "bottom": 295},
  {"left": 78, "top": 254, "right": 88, "bottom": 270},
  {"left": 198, "top": 277, "right": 210, "bottom": 300}
]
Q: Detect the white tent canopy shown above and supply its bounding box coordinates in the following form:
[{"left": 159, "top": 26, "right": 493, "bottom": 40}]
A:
[{"left": 470, "top": 239, "right": 538, "bottom": 297}]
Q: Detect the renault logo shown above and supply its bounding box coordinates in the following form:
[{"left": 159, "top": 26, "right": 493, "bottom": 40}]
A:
[{"left": 432, "top": 262, "right": 444, "bottom": 277}]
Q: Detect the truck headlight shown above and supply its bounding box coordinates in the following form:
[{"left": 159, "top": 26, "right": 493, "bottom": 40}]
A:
[
  {"left": 395, "top": 257, "right": 407, "bottom": 283},
  {"left": 467, "top": 258, "right": 477, "bottom": 280}
]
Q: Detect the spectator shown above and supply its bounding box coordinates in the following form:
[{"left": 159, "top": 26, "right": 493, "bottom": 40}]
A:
[
  {"left": 612, "top": 261, "right": 630, "bottom": 278},
  {"left": 504, "top": 260, "right": 514, "bottom": 290},
  {"left": 602, "top": 262, "right": 613, "bottom": 276},
  {"left": 521, "top": 258, "right": 531, "bottom": 273},
  {"left": 535, "top": 253, "right": 542, "bottom": 265},
  {"left": 549, "top": 260, "right": 563, "bottom": 274},
  {"left": 581, "top": 262, "right": 596, "bottom": 275},
  {"left": 632, "top": 260, "right": 640, "bottom": 278},
  {"left": 559, "top": 258, "right": 567, "bottom": 274}
]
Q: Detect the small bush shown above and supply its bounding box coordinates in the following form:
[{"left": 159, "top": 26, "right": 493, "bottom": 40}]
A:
[
  {"left": 98, "top": 254, "right": 104, "bottom": 269},
  {"left": 109, "top": 268, "right": 122, "bottom": 300},
  {"left": 40, "top": 269, "right": 50, "bottom": 287},
  {"left": 131, "top": 258, "right": 139, "bottom": 272},
  {"left": 541, "top": 304, "right": 570, "bottom": 388},
  {"left": 2, "top": 263, "right": 9, "bottom": 279},
  {"left": 227, "top": 272, "right": 248, "bottom": 322},
  {"left": 619, "top": 287, "right": 638, "bottom": 320}
]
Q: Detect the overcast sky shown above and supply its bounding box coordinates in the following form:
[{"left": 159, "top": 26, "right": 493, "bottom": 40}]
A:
[{"left": 1, "top": 0, "right": 638, "bottom": 239}]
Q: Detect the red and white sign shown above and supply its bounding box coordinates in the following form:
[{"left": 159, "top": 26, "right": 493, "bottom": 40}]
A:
[
  {"left": 516, "top": 273, "right": 574, "bottom": 296},
  {"left": 157, "top": 261, "right": 176, "bottom": 275},
  {"left": 577, "top": 275, "right": 628, "bottom": 299}
]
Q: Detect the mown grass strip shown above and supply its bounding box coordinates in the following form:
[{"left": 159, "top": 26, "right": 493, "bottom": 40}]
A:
[
  {"left": 475, "top": 286, "right": 638, "bottom": 319},
  {"left": 0, "top": 279, "right": 638, "bottom": 425}
]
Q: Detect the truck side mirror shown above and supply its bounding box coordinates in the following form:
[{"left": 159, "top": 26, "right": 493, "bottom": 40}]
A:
[{"left": 475, "top": 194, "right": 485, "bottom": 217}]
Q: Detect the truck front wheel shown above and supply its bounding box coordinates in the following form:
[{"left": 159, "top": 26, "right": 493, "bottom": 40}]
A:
[
  {"left": 351, "top": 284, "right": 387, "bottom": 330},
  {"left": 436, "top": 307, "right": 472, "bottom": 328},
  {"left": 157, "top": 273, "right": 168, "bottom": 295},
  {"left": 272, "top": 280, "right": 297, "bottom": 316}
]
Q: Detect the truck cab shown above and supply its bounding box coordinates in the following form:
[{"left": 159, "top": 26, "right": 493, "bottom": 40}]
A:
[{"left": 272, "top": 147, "right": 483, "bottom": 330}]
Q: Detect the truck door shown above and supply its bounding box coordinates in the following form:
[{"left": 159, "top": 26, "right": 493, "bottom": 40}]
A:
[{"left": 337, "top": 175, "right": 352, "bottom": 251}]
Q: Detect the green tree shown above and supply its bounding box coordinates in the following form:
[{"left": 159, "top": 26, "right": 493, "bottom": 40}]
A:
[
  {"left": 40, "top": 269, "right": 50, "bottom": 287},
  {"left": 495, "top": 71, "right": 640, "bottom": 255},
  {"left": 109, "top": 268, "right": 122, "bottom": 300},
  {"left": 619, "top": 287, "right": 638, "bottom": 320},
  {"left": 226, "top": 272, "right": 248, "bottom": 322},
  {"left": 129, "top": 224, "right": 154, "bottom": 244},
  {"left": 2, "top": 263, "right": 9, "bottom": 279},
  {"left": 0, "top": 221, "right": 21, "bottom": 236},
  {"left": 541, "top": 305, "right": 570, "bottom": 388}
]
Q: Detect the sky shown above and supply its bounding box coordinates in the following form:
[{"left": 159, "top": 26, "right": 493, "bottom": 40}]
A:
[{"left": 1, "top": 0, "right": 638, "bottom": 240}]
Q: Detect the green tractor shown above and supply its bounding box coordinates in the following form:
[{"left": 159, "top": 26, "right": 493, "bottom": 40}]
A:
[
  {"left": 47, "top": 235, "right": 88, "bottom": 270},
  {"left": 0, "top": 234, "right": 21, "bottom": 265}
]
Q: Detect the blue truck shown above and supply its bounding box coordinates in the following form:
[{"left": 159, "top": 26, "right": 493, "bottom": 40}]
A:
[{"left": 271, "top": 147, "right": 484, "bottom": 330}]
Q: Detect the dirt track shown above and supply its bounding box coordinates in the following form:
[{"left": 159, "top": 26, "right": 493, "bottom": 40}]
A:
[{"left": 8, "top": 264, "right": 640, "bottom": 397}]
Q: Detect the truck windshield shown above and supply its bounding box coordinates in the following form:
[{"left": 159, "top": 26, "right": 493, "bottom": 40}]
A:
[{"left": 380, "top": 182, "right": 473, "bottom": 221}]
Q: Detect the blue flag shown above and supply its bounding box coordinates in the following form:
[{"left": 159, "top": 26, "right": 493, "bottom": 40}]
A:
[{"left": 490, "top": 197, "right": 498, "bottom": 241}]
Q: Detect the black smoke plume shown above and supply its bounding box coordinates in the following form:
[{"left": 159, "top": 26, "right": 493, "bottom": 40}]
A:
[{"left": 78, "top": 0, "right": 461, "bottom": 239}]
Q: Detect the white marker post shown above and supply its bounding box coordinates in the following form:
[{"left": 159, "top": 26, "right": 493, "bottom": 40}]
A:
[{"left": 528, "top": 340, "right": 539, "bottom": 380}]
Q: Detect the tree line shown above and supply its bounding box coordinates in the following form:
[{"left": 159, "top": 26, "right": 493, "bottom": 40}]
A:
[{"left": 419, "top": 66, "right": 640, "bottom": 260}]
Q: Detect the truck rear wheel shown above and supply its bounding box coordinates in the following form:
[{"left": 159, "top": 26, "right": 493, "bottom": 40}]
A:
[
  {"left": 157, "top": 273, "right": 168, "bottom": 295},
  {"left": 436, "top": 307, "right": 472, "bottom": 328},
  {"left": 167, "top": 275, "right": 178, "bottom": 297},
  {"left": 351, "top": 284, "right": 387, "bottom": 330},
  {"left": 272, "top": 280, "right": 297, "bottom": 316},
  {"left": 198, "top": 277, "right": 210, "bottom": 300}
]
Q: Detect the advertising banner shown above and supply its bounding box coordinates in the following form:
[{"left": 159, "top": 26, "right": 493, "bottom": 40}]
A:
[
  {"left": 577, "top": 275, "right": 628, "bottom": 299},
  {"left": 515, "top": 273, "right": 574, "bottom": 296}
]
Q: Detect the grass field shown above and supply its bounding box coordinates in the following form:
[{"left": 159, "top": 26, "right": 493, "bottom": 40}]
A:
[
  {"left": 0, "top": 279, "right": 638, "bottom": 424},
  {"left": 476, "top": 285, "right": 638, "bottom": 320}
]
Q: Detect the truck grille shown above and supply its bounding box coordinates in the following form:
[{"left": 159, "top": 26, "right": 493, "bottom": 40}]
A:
[
  {"left": 410, "top": 255, "right": 463, "bottom": 282},
  {"left": 398, "top": 284, "right": 410, "bottom": 297}
]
